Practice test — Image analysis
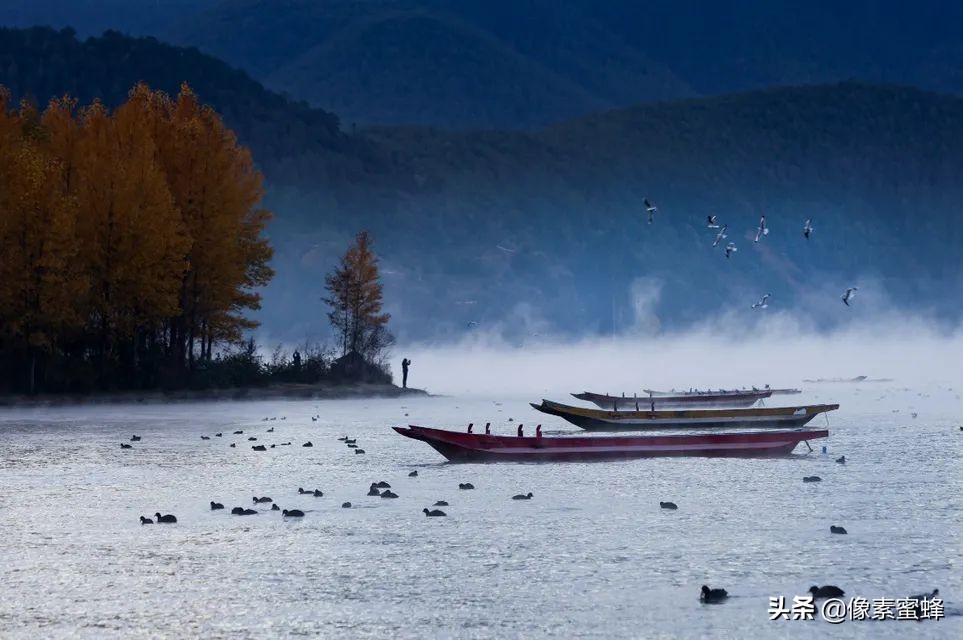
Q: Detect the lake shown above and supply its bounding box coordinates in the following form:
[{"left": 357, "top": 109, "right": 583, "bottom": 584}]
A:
[{"left": 1, "top": 386, "right": 960, "bottom": 638}]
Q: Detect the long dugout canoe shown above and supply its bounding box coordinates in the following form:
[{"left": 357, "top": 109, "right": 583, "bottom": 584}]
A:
[
  {"left": 573, "top": 390, "right": 770, "bottom": 410},
  {"left": 394, "top": 425, "right": 829, "bottom": 462},
  {"left": 532, "top": 399, "right": 839, "bottom": 431},
  {"left": 643, "top": 387, "right": 801, "bottom": 396}
]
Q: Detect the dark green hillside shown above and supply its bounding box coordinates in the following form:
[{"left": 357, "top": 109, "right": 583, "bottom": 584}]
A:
[{"left": 3, "top": 27, "right": 961, "bottom": 342}]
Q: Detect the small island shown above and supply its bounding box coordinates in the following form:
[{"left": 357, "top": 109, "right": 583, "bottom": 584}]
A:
[{"left": 0, "top": 85, "right": 414, "bottom": 404}]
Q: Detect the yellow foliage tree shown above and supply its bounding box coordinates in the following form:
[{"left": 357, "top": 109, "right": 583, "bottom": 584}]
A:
[
  {"left": 0, "top": 95, "right": 87, "bottom": 391},
  {"left": 0, "top": 83, "right": 275, "bottom": 392},
  {"left": 324, "top": 231, "right": 392, "bottom": 361},
  {"left": 146, "top": 83, "right": 274, "bottom": 366}
]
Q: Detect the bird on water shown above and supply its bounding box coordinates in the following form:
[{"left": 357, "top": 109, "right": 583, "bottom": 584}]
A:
[
  {"left": 809, "top": 585, "right": 845, "bottom": 599},
  {"left": 700, "top": 585, "right": 728, "bottom": 603},
  {"left": 154, "top": 512, "right": 177, "bottom": 523}
]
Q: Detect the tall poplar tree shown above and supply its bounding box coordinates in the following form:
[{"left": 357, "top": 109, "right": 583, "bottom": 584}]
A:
[{"left": 323, "top": 231, "right": 392, "bottom": 362}]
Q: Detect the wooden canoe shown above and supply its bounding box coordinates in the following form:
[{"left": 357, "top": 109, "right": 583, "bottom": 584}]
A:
[
  {"left": 532, "top": 399, "right": 839, "bottom": 431},
  {"left": 573, "top": 390, "right": 770, "bottom": 410},
  {"left": 393, "top": 425, "right": 829, "bottom": 462}
]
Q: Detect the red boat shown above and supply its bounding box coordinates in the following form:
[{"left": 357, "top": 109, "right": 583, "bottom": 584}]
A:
[{"left": 393, "top": 425, "right": 828, "bottom": 462}]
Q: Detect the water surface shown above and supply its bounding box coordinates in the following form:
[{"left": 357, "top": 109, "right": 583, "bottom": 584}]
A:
[{"left": 1, "top": 387, "right": 960, "bottom": 638}]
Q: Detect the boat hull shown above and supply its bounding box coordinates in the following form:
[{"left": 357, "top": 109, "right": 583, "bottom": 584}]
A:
[
  {"left": 573, "top": 390, "right": 770, "bottom": 410},
  {"left": 533, "top": 400, "right": 839, "bottom": 432},
  {"left": 394, "top": 425, "right": 829, "bottom": 462}
]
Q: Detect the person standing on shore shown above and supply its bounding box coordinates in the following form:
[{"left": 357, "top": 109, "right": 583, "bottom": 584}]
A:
[{"left": 402, "top": 358, "right": 411, "bottom": 388}]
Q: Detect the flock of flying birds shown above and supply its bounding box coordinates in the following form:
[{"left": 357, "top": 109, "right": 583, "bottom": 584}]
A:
[{"left": 643, "top": 198, "right": 858, "bottom": 310}]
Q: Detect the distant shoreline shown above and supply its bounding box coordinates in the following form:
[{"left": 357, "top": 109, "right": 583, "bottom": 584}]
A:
[{"left": 0, "top": 383, "right": 429, "bottom": 408}]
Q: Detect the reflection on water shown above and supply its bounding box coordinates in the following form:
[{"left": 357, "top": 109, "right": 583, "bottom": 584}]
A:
[{"left": 1, "top": 388, "right": 961, "bottom": 639}]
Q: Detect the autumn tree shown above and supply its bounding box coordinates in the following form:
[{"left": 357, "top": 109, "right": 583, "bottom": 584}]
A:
[
  {"left": 0, "top": 94, "right": 87, "bottom": 392},
  {"left": 145, "top": 83, "right": 274, "bottom": 369},
  {"left": 69, "top": 92, "right": 190, "bottom": 380},
  {"left": 324, "top": 231, "right": 393, "bottom": 363},
  {"left": 0, "top": 82, "right": 275, "bottom": 393}
]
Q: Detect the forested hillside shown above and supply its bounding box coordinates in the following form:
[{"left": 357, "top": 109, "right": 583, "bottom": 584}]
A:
[{"left": 3, "top": 28, "right": 962, "bottom": 345}]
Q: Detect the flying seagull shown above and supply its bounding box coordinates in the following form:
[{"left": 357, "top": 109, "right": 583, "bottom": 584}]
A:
[
  {"left": 644, "top": 198, "right": 657, "bottom": 224},
  {"left": 725, "top": 242, "right": 737, "bottom": 259},
  {"left": 751, "top": 293, "right": 771, "bottom": 309},
  {"left": 467, "top": 321, "right": 479, "bottom": 329},
  {"left": 803, "top": 218, "right": 813, "bottom": 240},
  {"left": 842, "top": 287, "right": 858, "bottom": 306},
  {"left": 712, "top": 224, "right": 728, "bottom": 247},
  {"left": 495, "top": 244, "right": 516, "bottom": 253},
  {"left": 754, "top": 215, "right": 769, "bottom": 243},
  {"left": 707, "top": 215, "right": 719, "bottom": 229}
]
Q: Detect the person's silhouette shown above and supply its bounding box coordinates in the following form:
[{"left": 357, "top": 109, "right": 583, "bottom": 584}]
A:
[{"left": 401, "top": 358, "right": 411, "bottom": 388}]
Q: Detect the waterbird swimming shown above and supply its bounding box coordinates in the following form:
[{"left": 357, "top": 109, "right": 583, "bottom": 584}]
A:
[
  {"left": 423, "top": 508, "right": 446, "bottom": 517},
  {"left": 842, "top": 287, "right": 858, "bottom": 306},
  {"left": 271, "top": 504, "right": 280, "bottom": 511},
  {"left": 725, "top": 242, "right": 737, "bottom": 259},
  {"left": 303, "top": 441, "right": 313, "bottom": 447},
  {"left": 712, "top": 224, "right": 728, "bottom": 247},
  {"left": 355, "top": 449, "right": 365, "bottom": 454},
  {"left": 210, "top": 502, "right": 224, "bottom": 510},
  {"left": 267, "top": 427, "right": 274, "bottom": 433},
  {"left": 809, "top": 585, "right": 845, "bottom": 599},
  {"left": 830, "top": 525, "right": 847, "bottom": 534},
  {"left": 233, "top": 430, "right": 243, "bottom": 434},
  {"left": 215, "top": 433, "right": 222, "bottom": 437},
  {"left": 700, "top": 585, "right": 728, "bottom": 603},
  {"left": 342, "top": 502, "right": 351, "bottom": 508},
  {"left": 751, "top": 294, "right": 771, "bottom": 310},
  {"left": 120, "top": 443, "right": 132, "bottom": 449},
  {"left": 253, "top": 496, "right": 273, "bottom": 504},
  {"left": 754, "top": 215, "right": 769, "bottom": 242},
  {"left": 344, "top": 439, "right": 357, "bottom": 445},
  {"left": 660, "top": 501, "right": 678, "bottom": 510},
  {"left": 247, "top": 437, "right": 257, "bottom": 441},
  {"left": 381, "top": 490, "right": 399, "bottom": 499},
  {"left": 459, "top": 483, "right": 475, "bottom": 490},
  {"left": 252, "top": 445, "right": 266, "bottom": 451},
  {"left": 803, "top": 218, "right": 813, "bottom": 240},
  {"left": 512, "top": 493, "right": 533, "bottom": 500},
  {"left": 707, "top": 215, "right": 719, "bottom": 228},
  {"left": 313, "top": 490, "right": 323, "bottom": 497},
  {"left": 376, "top": 481, "right": 391, "bottom": 489},
  {"left": 140, "top": 516, "right": 153, "bottom": 524},
  {"left": 803, "top": 476, "right": 822, "bottom": 483},
  {"left": 367, "top": 484, "right": 381, "bottom": 496},
  {"left": 836, "top": 456, "right": 846, "bottom": 464},
  {"left": 644, "top": 198, "right": 657, "bottom": 224},
  {"left": 434, "top": 501, "right": 449, "bottom": 506},
  {"left": 130, "top": 435, "right": 141, "bottom": 441},
  {"left": 281, "top": 509, "right": 305, "bottom": 517},
  {"left": 409, "top": 470, "right": 418, "bottom": 477},
  {"left": 229, "top": 443, "right": 236, "bottom": 448},
  {"left": 201, "top": 436, "right": 210, "bottom": 440},
  {"left": 154, "top": 512, "right": 177, "bottom": 524}
]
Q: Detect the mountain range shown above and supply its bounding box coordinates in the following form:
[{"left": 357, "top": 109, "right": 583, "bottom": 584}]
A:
[
  {"left": 3, "top": 1, "right": 963, "bottom": 128},
  {"left": 1, "top": 26, "right": 961, "bottom": 344}
]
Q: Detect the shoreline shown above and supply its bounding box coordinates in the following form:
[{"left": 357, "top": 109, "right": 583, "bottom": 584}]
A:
[{"left": 0, "top": 383, "right": 429, "bottom": 408}]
